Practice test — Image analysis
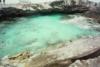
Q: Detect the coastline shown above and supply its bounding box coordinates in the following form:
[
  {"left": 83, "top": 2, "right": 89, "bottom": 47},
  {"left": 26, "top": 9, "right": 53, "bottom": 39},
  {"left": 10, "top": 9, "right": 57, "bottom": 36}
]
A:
[
  {"left": 0, "top": 0, "right": 89, "bottom": 20},
  {"left": 0, "top": 0, "right": 100, "bottom": 67},
  {"left": 0, "top": 0, "right": 100, "bottom": 23},
  {"left": 0, "top": 36, "right": 100, "bottom": 67}
]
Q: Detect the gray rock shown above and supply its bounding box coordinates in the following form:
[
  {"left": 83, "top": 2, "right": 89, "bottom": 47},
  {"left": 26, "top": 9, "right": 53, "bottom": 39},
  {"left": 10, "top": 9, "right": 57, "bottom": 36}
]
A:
[
  {"left": 47, "top": 36, "right": 100, "bottom": 60},
  {"left": 69, "top": 56, "right": 100, "bottom": 67}
]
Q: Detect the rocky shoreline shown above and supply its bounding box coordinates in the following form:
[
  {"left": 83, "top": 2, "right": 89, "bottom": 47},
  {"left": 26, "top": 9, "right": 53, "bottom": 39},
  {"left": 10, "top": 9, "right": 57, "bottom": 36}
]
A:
[
  {"left": 0, "top": 0, "right": 100, "bottom": 23},
  {"left": 0, "top": 36, "right": 100, "bottom": 67},
  {"left": 0, "top": 0, "right": 100, "bottom": 67},
  {"left": 0, "top": 0, "right": 89, "bottom": 20}
]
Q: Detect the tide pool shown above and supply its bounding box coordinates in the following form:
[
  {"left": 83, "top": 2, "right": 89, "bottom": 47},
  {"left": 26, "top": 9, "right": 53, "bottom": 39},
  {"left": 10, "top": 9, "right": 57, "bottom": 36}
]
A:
[{"left": 0, "top": 14, "right": 99, "bottom": 57}]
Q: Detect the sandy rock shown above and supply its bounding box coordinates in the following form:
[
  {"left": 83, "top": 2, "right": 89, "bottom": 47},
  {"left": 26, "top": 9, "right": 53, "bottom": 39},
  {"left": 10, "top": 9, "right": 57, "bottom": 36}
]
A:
[
  {"left": 0, "top": 36, "right": 100, "bottom": 67},
  {"left": 24, "top": 36, "right": 100, "bottom": 67},
  {"left": 47, "top": 36, "right": 100, "bottom": 60},
  {"left": 8, "top": 51, "right": 32, "bottom": 61},
  {"left": 25, "top": 54, "right": 72, "bottom": 67},
  {"left": 0, "top": 51, "right": 32, "bottom": 67}
]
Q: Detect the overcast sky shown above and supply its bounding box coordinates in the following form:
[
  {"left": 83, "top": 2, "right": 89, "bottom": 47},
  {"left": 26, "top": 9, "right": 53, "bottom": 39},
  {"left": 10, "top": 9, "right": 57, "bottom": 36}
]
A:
[{"left": 4, "top": 0, "right": 100, "bottom": 4}]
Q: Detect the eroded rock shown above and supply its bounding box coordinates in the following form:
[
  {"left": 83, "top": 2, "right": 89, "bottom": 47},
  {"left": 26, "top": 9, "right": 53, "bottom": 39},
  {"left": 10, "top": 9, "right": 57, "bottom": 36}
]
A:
[
  {"left": 23, "top": 36, "right": 100, "bottom": 67},
  {"left": 1, "top": 36, "right": 100, "bottom": 67},
  {"left": 69, "top": 56, "right": 100, "bottom": 67}
]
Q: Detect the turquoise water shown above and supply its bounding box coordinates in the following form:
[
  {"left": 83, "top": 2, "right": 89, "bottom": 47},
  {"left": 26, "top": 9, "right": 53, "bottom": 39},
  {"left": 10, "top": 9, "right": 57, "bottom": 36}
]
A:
[{"left": 0, "top": 14, "right": 99, "bottom": 57}]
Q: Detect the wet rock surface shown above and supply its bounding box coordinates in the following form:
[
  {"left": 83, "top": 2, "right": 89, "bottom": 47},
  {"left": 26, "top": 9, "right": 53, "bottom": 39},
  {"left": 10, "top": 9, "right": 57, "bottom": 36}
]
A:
[{"left": 0, "top": 36, "right": 100, "bottom": 67}]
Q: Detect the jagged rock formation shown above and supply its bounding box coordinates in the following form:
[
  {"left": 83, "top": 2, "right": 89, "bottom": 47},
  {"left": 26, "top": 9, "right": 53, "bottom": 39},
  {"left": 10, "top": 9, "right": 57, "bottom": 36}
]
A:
[
  {"left": 63, "top": 0, "right": 88, "bottom": 6},
  {"left": 84, "top": 1, "right": 100, "bottom": 23},
  {"left": 69, "top": 56, "right": 100, "bottom": 67},
  {"left": 1, "top": 0, "right": 100, "bottom": 22},
  {"left": 0, "top": 0, "right": 89, "bottom": 20},
  {"left": 0, "top": 7, "right": 36, "bottom": 21}
]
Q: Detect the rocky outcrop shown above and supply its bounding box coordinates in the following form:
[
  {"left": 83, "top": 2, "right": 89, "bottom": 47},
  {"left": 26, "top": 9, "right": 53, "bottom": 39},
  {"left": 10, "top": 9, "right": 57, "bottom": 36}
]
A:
[
  {"left": 0, "top": 0, "right": 89, "bottom": 20},
  {"left": 1, "top": 0, "right": 100, "bottom": 22},
  {"left": 0, "top": 7, "right": 36, "bottom": 21},
  {"left": 84, "top": 1, "right": 100, "bottom": 23},
  {"left": 69, "top": 56, "right": 100, "bottom": 67}
]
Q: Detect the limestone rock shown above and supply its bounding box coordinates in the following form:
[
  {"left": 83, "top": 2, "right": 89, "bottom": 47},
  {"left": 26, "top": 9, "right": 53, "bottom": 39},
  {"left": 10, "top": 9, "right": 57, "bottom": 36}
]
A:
[
  {"left": 47, "top": 36, "right": 100, "bottom": 60},
  {"left": 0, "top": 36, "right": 100, "bottom": 67},
  {"left": 69, "top": 56, "right": 100, "bottom": 67},
  {"left": 24, "top": 36, "right": 100, "bottom": 67},
  {"left": 24, "top": 54, "right": 72, "bottom": 67}
]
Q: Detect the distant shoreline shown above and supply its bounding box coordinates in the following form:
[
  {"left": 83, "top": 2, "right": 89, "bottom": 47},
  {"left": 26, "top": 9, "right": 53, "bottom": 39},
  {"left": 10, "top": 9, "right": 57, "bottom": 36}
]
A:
[{"left": 0, "top": 0, "right": 100, "bottom": 23}]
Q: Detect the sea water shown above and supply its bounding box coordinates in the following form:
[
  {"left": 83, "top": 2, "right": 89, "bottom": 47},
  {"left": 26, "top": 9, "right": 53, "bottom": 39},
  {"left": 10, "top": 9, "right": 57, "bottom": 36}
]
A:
[{"left": 0, "top": 14, "right": 99, "bottom": 57}]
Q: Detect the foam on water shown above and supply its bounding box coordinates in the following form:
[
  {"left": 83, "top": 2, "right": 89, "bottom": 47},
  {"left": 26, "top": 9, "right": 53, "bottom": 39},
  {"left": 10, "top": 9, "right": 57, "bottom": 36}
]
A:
[{"left": 0, "top": 14, "right": 99, "bottom": 57}]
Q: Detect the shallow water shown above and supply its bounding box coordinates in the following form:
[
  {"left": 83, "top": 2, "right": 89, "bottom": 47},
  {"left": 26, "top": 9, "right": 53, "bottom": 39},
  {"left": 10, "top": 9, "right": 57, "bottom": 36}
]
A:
[{"left": 0, "top": 14, "right": 99, "bottom": 57}]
